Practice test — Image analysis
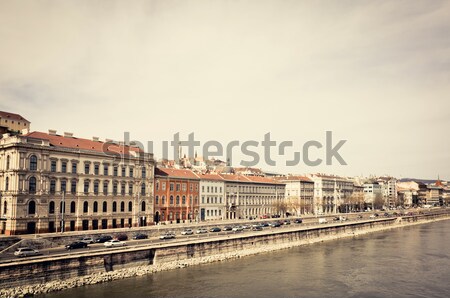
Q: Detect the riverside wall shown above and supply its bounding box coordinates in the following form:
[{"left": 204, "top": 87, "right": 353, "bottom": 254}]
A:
[{"left": 0, "top": 212, "right": 449, "bottom": 297}]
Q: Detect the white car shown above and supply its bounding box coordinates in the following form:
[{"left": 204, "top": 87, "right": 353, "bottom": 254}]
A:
[
  {"left": 14, "top": 247, "right": 40, "bottom": 257},
  {"left": 232, "top": 226, "right": 244, "bottom": 232},
  {"left": 79, "top": 237, "right": 94, "bottom": 244},
  {"left": 196, "top": 228, "right": 208, "bottom": 234},
  {"left": 104, "top": 240, "right": 126, "bottom": 247},
  {"left": 181, "top": 229, "right": 194, "bottom": 235}
]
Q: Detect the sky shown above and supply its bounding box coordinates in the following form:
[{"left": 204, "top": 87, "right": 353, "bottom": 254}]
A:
[{"left": 0, "top": 0, "right": 449, "bottom": 180}]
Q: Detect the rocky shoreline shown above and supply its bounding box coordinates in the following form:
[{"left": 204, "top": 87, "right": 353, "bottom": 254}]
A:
[{"left": 2, "top": 217, "right": 449, "bottom": 298}]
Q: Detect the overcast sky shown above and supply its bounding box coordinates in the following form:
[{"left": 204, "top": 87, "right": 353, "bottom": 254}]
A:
[{"left": 1, "top": 0, "right": 449, "bottom": 180}]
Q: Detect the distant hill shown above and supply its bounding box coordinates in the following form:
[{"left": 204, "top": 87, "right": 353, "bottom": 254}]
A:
[{"left": 399, "top": 178, "right": 446, "bottom": 184}]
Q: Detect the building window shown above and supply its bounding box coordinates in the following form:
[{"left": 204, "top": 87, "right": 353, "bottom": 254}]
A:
[
  {"left": 61, "top": 161, "right": 67, "bottom": 173},
  {"left": 6, "top": 155, "right": 10, "bottom": 170},
  {"left": 51, "top": 160, "right": 57, "bottom": 172},
  {"left": 170, "top": 183, "right": 174, "bottom": 191},
  {"left": 156, "top": 181, "right": 159, "bottom": 191},
  {"left": 182, "top": 183, "right": 187, "bottom": 191},
  {"left": 113, "top": 202, "right": 117, "bottom": 212},
  {"left": 71, "top": 180, "right": 77, "bottom": 194},
  {"left": 93, "top": 201, "right": 98, "bottom": 213},
  {"left": 190, "top": 184, "right": 193, "bottom": 191},
  {"left": 176, "top": 195, "right": 180, "bottom": 205},
  {"left": 61, "top": 180, "right": 67, "bottom": 193},
  {"left": 29, "top": 177, "right": 37, "bottom": 193},
  {"left": 28, "top": 201, "right": 36, "bottom": 215},
  {"left": 103, "top": 181, "right": 108, "bottom": 195},
  {"left": 162, "top": 196, "right": 166, "bottom": 205},
  {"left": 128, "top": 201, "right": 132, "bottom": 212},
  {"left": 176, "top": 184, "right": 180, "bottom": 192},
  {"left": 103, "top": 164, "right": 109, "bottom": 175},
  {"left": 94, "top": 181, "right": 99, "bottom": 195},
  {"left": 182, "top": 195, "right": 186, "bottom": 205},
  {"left": 103, "top": 201, "right": 107, "bottom": 212},
  {"left": 84, "top": 163, "right": 90, "bottom": 174},
  {"left": 50, "top": 180, "right": 56, "bottom": 194},
  {"left": 162, "top": 182, "right": 166, "bottom": 191},
  {"left": 129, "top": 168, "right": 134, "bottom": 178},
  {"left": 142, "top": 167, "right": 146, "bottom": 179},
  {"left": 113, "top": 182, "right": 118, "bottom": 196},
  {"left": 121, "top": 183, "right": 125, "bottom": 195},
  {"left": 113, "top": 166, "right": 118, "bottom": 177},
  {"left": 141, "top": 184, "right": 146, "bottom": 196},
  {"left": 29, "top": 155, "right": 37, "bottom": 171},
  {"left": 5, "top": 177, "right": 9, "bottom": 191},
  {"left": 141, "top": 201, "right": 146, "bottom": 212},
  {"left": 49, "top": 201, "right": 55, "bottom": 214},
  {"left": 84, "top": 180, "right": 89, "bottom": 194},
  {"left": 170, "top": 195, "right": 174, "bottom": 205},
  {"left": 71, "top": 162, "right": 77, "bottom": 174},
  {"left": 120, "top": 201, "right": 125, "bottom": 212},
  {"left": 70, "top": 201, "right": 76, "bottom": 213},
  {"left": 155, "top": 196, "right": 159, "bottom": 205},
  {"left": 129, "top": 184, "right": 133, "bottom": 195},
  {"left": 83, "top": 201, "right": 88, "bottom": 213},
  {"left": 94, "top": 164, "right": 99, "bottom": 175},
  {"left": 3, "top": 201, "right": 7, "bottom": 215},
  {"left": 121, "top": 166, "right": 126, "bottom": 177}
]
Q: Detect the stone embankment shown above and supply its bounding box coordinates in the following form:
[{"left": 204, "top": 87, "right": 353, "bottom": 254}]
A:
[{"left": 1, "top": 215, "right": 449, "bottom": 298}]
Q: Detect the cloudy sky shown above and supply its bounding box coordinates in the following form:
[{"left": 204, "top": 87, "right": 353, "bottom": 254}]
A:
[{"left": 1, "top": 0, "right": 449, "bottom": 179}]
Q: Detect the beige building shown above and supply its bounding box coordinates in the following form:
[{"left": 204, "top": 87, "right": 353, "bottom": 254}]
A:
[
  {"left": 0, "top": 130, "right": 155, "bottom": 235},
  {"left": 277, "top": 175, "right": 314, "bottom": 215},
  {"left": 0, "top": 111, "right": 30, "bottom": 134}
]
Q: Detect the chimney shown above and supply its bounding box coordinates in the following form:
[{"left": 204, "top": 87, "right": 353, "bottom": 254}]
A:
[
  {"left": 64, "top": 132, "right": 73, "bottom": 138},
  {"left": 92, "top": 137, "right": 99, "bottom": 142},
  {"left": 48, "top": 129, "right": 57, "bottom": 136},
  {"left": 105, "top": 138, "right": 113, "bottom": 143}
]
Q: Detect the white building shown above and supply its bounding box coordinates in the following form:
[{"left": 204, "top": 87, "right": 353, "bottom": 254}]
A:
[
  {"left": 277, "top": 175, "right": 314, "bottom": 215},
  {"left": 363, "top": 182, "right": 383, "bottom": 210},
  {"left": 199, "top": 174, "right": 226, "bottom": 221}
]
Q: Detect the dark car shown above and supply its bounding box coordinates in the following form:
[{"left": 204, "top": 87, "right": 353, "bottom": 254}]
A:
[
  {"left": 283, "top": 220, "right": 291, "bottom": 225},
  {"left": 210, "top": 227, "right": 221, "bottom": 232},
  {"left": 261, "top": 222, "right": 270, "bottom": 227},
  {"left": 294, "top": 218, "right": 303, "bottom": 224},
  {"left": 383, "top": 212, "right": 390, "bottom": 217},
  {"left": 270, "top": 222, "right": 281, "bottom": 228},
  {"left": 133, "top": 233, "right": 148, "bottom": 240},
  {"left": 223, "top": 226, "right": 233, "bottom": 231},
  {"left": 65, "top": 241, "right": 88, "bottom": 250},
  {"left": 95, "top": 235, "right": 113, "bottom": 243},
  {"left": 115, "top": 234, "right": 128, "bottom": 241},
  {"left": 252, "top": 226, "right": 263, "bottom": 231}
]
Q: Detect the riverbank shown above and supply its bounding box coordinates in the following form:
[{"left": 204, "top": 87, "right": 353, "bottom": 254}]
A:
[{"left": 2, "top": 215, "right": 449, "bottom": 298}]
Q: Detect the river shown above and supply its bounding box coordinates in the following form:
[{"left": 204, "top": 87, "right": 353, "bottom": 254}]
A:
[{"left": 39, "top": 220, "right": 450, "bottom": 298}]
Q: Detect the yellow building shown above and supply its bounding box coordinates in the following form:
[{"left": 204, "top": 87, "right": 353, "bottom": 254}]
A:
[
  {"left": 0, "top": 111, "right": 30, "bottom": 133},
  {"left": 0, "top": 130, "right": 155, "bottom": 235}
]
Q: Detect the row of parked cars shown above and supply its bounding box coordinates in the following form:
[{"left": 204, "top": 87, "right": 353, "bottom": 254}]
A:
[{"left": 65, "top": 233, "right": 150, "bottom": 250}]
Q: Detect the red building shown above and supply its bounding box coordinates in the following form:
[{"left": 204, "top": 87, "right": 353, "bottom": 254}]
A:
[{"left": 154, "top": 168, "right": 200, "bottom": 223}]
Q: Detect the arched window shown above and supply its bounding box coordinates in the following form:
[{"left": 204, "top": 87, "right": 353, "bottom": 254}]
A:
[
  {"left": 103, "top": 201, "right": 107, "bottom": 212},
  {"left": 113, "top": 202, "right": 117, "bottom": 212},
  {"left": 170, "top": 195, "right": 174, "bottom": 205},
  {"left": 162, "top": 196, "right": 166, "bottom": 205},
  {"left": 83, "top": 201, "right": 88, "bottom": 213},
  {"left": 176, "top": 195, "right": 180, "bottom": 205},
  {"left": 28, "top": 201, "right": 36, "bottom": 215},
  {"left": 120, "top": 201, "right": 125, "bottom": 212},
  {"left": 29, "top": 177, "right": 37, "bottom": 193},
  {"left": 49, "top": 201, "right": 55, "bottom": 214},
  {"left": 5, "top": 177, "right": 9, "bottom": 191},
  {"left": 141, "top": 167, "right": 146, "bottom": 178},
  {"left": 60, "top": 201, "right": 65, "bottom": 214},
  {"left": 29, "top": 155, "right": 38, "bottom": 171},
  {"left": 70, "top": 201, "right": 76, "bottom": 213},
  {"left": 182, "top": 195, "right": 186, "bottom": 205},
  {"left": 128, "top": 201, "right": 132, "bottom": 212},
  {"left": 6, "top": 155, "right": 10, "bottom": 170},
  {"left": 3, "top": 201, "right": 7, "bottom": 214},
  {"left": 141, "top": 183, "right": 146, "bottom": 196},
  {"left": 93, "top": 201, "right": 98, "bottom": 213},
  {"left": 141, "top": 201, "right": 146, "bottom": 212}
]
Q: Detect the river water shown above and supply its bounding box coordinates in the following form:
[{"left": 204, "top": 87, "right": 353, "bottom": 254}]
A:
[{"left": 40, "top": 220, "right": 450, "bottom": 298}]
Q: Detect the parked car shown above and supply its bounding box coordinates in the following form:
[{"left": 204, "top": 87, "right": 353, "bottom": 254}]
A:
[
  {"left": 260, "top": 222, "right": 270, "bottom": 227},
  {"left": 181, "top": 229, "right": 194, "bottom": 235},
  {"left": 383, "top": 212, "right": 390, "bottom": 217},
  {"left": 242, "top": 224, "right": 252, "bottom": 229},
  {"left": 357, "top": 215, "right": 363, "bottom": 219},
  {"left": 65, "top": 241, "right": 88, "bottom": 250},
  {"left": 318, "top": 218, "right": 328, "bottom": 224},
  {"left": 271, "top": 214, "right": 281, "bottom": 218},
  {"left": 95, "top": 235, "right": 113, "bottom": 243},
  {"left": 104, "top": 240, "right": 126, "bottom": 247},
  {"left": 159, "top": 233, "right": 176, "bottom": 240},
  {"left": 222, "top": 226, "right": 233, "bottom": 231},
  {"left": 294, "top": 218, "right": 303, "bottom": 224},
  {"left": 210, "top": 227, "right": 221, "bottom": 232},
  {"left": 132, "top": 233, "right": 148, "bottom": 240},
  {"left": 196, "top": 228, "right": 208, "bottom": 234},
  {"left": 232, "top": 225, "right": 244, "bottom": 232},
  {"left": 270, "top": 222, "right": 281, "bottom": 227},
  {"left": 339, "top": 216, "right": 347, "bottom": 221},
  {"left": 252, "top": 226, "right": 263, "bottom": 231},
  {"left": 115, "top": 234, "right": 128, "bottom": 241},
  {"left": 79, "top": 237, "right": 94, "bottom": 244},
  {"left": 283, "top": 220, "right": 291, "bottom": 225},
  {"left": 14, "top": 247, "right": 40, "bottom": 257}
]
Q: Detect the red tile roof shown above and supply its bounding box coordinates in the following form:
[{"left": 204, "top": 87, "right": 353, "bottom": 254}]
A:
[
  {"left": 0, "top": 111, "right": 30, "bottom": 123},
  {"left": 25, "top": 131, "right": 142, "bottom": 155},
  {"left": 276, "top": 176, "right": 313, "bottom": 182},
  {"left": 198, "top": 173, "right": 226, "bottom": 181},
  {"left": 155, "top": 167, "right": 200, "bottom": 179},
  {"left": 219, "top": 174, "right": 283, "bottom": 184}
]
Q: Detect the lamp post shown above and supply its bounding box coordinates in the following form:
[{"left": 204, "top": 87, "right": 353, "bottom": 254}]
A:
[{"left": 61, "top": 190, "right": 65, "bottom": 233}]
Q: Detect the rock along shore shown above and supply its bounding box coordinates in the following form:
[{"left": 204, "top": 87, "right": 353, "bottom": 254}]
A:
[{"left": 1, "top": 217, "right": 449, "bottom": 298}]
